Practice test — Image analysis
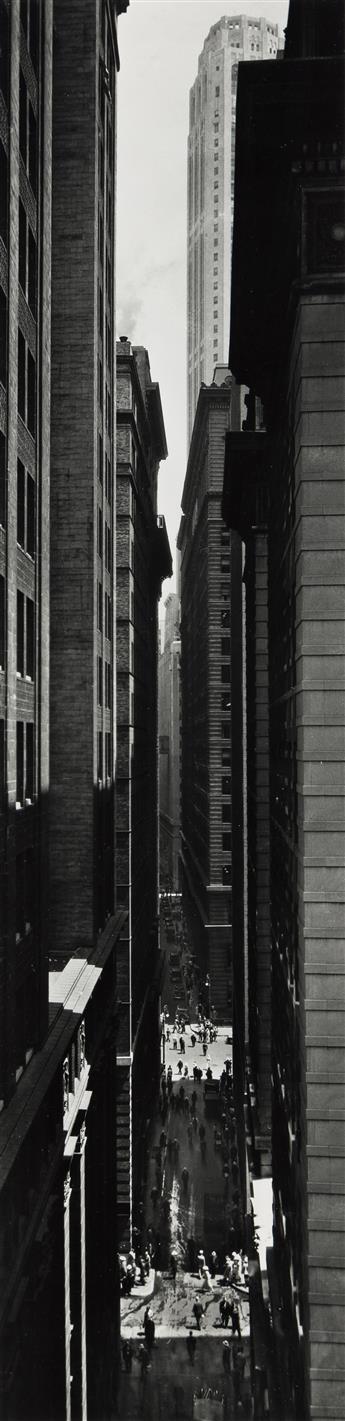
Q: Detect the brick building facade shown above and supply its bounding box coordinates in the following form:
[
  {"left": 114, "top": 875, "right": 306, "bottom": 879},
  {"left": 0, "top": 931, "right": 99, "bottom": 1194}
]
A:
[
  {"left": 0, "top": 2, "right": 129, "bottom": 1417},
  {"left": 116, "top": 338, "right": 172, "bottom": 1247}
]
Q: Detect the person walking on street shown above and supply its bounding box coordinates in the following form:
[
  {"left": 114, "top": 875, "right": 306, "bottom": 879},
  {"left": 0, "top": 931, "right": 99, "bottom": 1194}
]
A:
[
  {"left": 146, "top": 1315, "right": 155, "bottom": 1353},
  {"left": 186, "top": 1330, "right": 196, "bottom": 1364},
  {"left": 219, "top": 1297, "right": 227, "bottom": 1327},
  {"left": 138, "top": 1342, "right": 149, "bottom": 1379},
  {"left": 230, "top": 1300, "right": 242, "bottom": 1337},
  {"left": 122, "top": 1339, "right": 133, "bottom": 1373},
  {"left": 193, "top": 1300, "right": 204, "bottom": 1330}
]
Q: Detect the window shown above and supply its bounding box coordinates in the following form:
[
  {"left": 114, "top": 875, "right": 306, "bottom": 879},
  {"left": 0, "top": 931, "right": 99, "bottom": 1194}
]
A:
[
  {"left": 25, "top": 722, "right": 34, "bottom": 800},
  {"left": 105, "top": 661, "right": 111, "bottom": 707},
  {"left": 26, "top": 598, "right": 34, "bottom": 678},
  {"left": 16, "top": 721, "right": 24, "bottom": 805},
  {"left": 223, "top": 833, "right": 231, "bottom": 851},
  {"left": 0, "top": 575, "right": 4, "bottom": 667},
  {"left": 221, "top": 663, "right": 230, "bottom": 683},
  {"left": 106, "top": 731, "right": 112, "bottom": 778},
  {"left": 18, "top": 330, "right": 25, "bottom": 418},
  {"left": 0, "top": 140, "right": 8, "bottom": 247},
  {"left": 98, "top": 582, "right": 103, "bottom": 632},
  {"left": 222, "top": 748, "right": 231, "bottom": 767},
  {"left": 222, "top": 865, "right": 231, "bottom": 884},
  {"left": 222, "top": 722, "right": 230, "bottom": 740},
  {"left": 17, "top": 591, "right": 24, "bottom": 675},
  {"left": 17, "top": 459, "right": 25, "bottom": 545},
  {"left": 98, "top": 656, "right": 102, "bottom": 705},
  {"left": 222, "top": 637, "right": 230, "bottom": 656},
  {"left": 0, "top": 286, "right": 7, "bottom": 387},
  {"left": 19, "top": 201, "right": 26, "bottom": 290},
  {"left": 222, "top": 776, "right": 231, "bottom": 796},
  {"left": 221, "top": 557, "right": 230, "bottom": 574},
  {"left": 222, "top": 804, "right": 231, "bottom": 823},
  {"left": 98, "top": 508, "right": 103, "bottom": 558},
  {"left": 215, "top": 86, "right": 220, "bottom": 97},
  {"left": 221, "top": 694, "right": 230, "bottom": 712},
  {"left": 19, "top": 71, "right": 27, "bottom": 164},
  {"left": 98, "top": 730, "right": 103, "bottom": 782},
  {"left": 0, "top": 430, "right": 5, "bottom": 527},
  {"left": 28, "top": 103, "right": 37, "bottom": 194},
  {"left": 221, "top": 608, "right": 230, "bottom": 627},
  {"left": 28, "top": 226, "right": 36, "bottom": 313},
  {"left": 27, "top": 474, "right": 35, "bottom": 555},
  {"left": 27, "top": 349, "right": 35, "bottom": 436},
  {"left": 98, "top": 432, "right": 103, "bottom": 486}
]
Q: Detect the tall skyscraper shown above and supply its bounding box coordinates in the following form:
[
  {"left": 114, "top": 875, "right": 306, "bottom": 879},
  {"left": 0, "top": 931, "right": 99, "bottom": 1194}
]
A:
[{"left": 187, "top": 14, "right": 280, "bottom": 442}]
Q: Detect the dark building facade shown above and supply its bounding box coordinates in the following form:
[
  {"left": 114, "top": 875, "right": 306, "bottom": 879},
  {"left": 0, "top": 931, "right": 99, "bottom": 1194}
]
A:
[
  {"left": 223, "top": 3, "right": 345, "bottom": 1415},
  {"left": 159, "top": 591, "right": 181, "bottom": 892},
  {"left": 0, "top": 3, "right": 128, "bottom": 1418},
  {"left": 178, "top": 371, "right": 243, "bottom": 1020},
  {"left": 116, "top": 338, "right": 172, "bottom": 1247}
]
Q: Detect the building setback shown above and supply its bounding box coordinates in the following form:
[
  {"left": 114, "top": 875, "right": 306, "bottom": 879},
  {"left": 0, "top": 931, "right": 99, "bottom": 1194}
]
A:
[
  {"left": 223, "top": 2, "right": 345, "bottom": 1415},
  {"left": 0, "top": 3, "right": 128, "bottom": 1418},
  {"left": 187, "top": 13, "right": 280, "bottom": 442},
  {"left": 178, "top": 370, "right": 243, "bottom": 1020},
  {"left": 116, "top": 338, "right": 172, "bottom": 1247},
  {"left": 159, "top": 592, "right": 181, "bottom": 892}
]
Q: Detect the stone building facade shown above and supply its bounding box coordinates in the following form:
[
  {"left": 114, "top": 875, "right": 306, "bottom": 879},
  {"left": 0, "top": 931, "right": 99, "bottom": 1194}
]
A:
[
  {"left": 116, "top": 338, "right": 172, "bottom": 1247},
  {"left": 223, "top": 2, "right": 345, "bottom": 1414}
]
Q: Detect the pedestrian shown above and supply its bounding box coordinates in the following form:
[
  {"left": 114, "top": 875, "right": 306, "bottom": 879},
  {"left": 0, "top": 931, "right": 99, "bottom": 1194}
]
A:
[
  {"left": 197, "top": 1249, "right": 205, "bottom": 1275},
  {"left": 138, "top": 1342, "right": 149, "bottom": 1379},
  {"left": 219, "top": 1297, "right": 227, "bottom": 1326},
  {"left": 122, "top": 1339, "right": 133, "bottom": 1373},
  {"left": 222, "top": 1340, "right": 231, "bottom": 1374},
  {"left": 210, "top": 1250, "right": 218, "bottom": 1278},
  {"left": 223, "top": 1299, "right": 232, "bottom": 1327},
  {"left": 177, "top": 1059, "right": 183, "bottom": 1075},
  {"left": 146, "top": 1315, "right": 155, "bottom": 1352},
  {"left": 186, "top": 1330, "right": 196, "bottom": 1364},
  {"left": 231, "top": 1302, "right": 242, "bottom": 1337},
  {"left": 139, "top": 1255, "right": 146, "bottom": 1284},
  {"left": 184, "top": 1068, "right": 189, "bottom": 1085},
  {"left": 179, "top": 1036, "right": 185, "bottom": 1054},
  {"left": 192, "top": 1300, "right": 204, "bottom": 1330},
  {"left": 179, "top": 1083, "right": 185, "bottom": 1105}
]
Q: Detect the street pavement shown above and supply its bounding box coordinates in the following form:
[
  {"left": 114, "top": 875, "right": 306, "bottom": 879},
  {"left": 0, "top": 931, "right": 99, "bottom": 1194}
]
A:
[{"left": 117, "top": 901, "right": 252, "bottom": 1419}]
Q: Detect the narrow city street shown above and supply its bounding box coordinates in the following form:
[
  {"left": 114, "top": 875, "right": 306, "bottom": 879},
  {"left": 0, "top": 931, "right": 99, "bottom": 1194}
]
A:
[{"left": 117, "top": 900, "right": 251, "bottom": 1419}]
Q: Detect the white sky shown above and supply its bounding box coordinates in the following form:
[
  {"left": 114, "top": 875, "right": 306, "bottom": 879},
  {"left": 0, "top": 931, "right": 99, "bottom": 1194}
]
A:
[{"left": 116, "top": 1, "right": 290, "bottom": 603}]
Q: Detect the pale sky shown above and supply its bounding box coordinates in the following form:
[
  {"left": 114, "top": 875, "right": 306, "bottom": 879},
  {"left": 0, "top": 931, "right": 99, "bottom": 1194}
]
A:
[{"left": 116, "top": 1, "right": 290, "bottom": 603}]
